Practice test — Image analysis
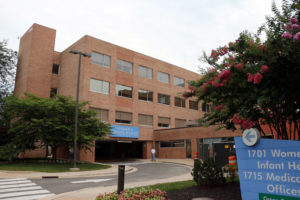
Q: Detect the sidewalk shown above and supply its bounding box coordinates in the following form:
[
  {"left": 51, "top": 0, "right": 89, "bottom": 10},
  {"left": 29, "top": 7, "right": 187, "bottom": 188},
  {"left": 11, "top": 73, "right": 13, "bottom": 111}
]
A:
[{"left": 0, "top": 159, "right": 194, "bottom": 200}]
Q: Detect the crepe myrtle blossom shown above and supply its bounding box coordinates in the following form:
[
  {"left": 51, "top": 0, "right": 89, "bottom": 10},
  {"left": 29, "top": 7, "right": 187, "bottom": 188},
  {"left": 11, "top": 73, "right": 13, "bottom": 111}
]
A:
[
  {"left": 247, "top": 73, "right": 254, "bottom": 82},
  {"left": 214, "top": 105, "right": 223, "bottom": 111},
  {"left": 232, "top": 114, "right": 243, "bottom": 125},
  {"left": 218, "top": 70, "right": 232, "bottom": 80},
  {"left": 241, "top": 119, "right": 254, "bottom": 130},
  {"left": 282, "top": 32, "right": 293, "bottom": 39},
  {"left": 210, "top": 49, "right": 218, "bottom": 59},
  {"left": 234, "top": 63, "right": 244, "bottom": 71},
  {"left": 290, "top": 17, "right": 298, "bottom": 24},
  {"left": 260, "top": 65, "right": 269, "bottom": 74},
  {"left": 254, "top": 73, "right": 263, "bottom": 84},
  {"left": 292, "top": 24, "right": 300, "bottom": 30},
  {"left": 285, "top": 23, "right": 293, "bottom": 31},
  {"left": 294, "top": 32, "right": 300, "bottom": 41},
  {"left": 258, "top": 44, "right": 264, "bottom": 51}
]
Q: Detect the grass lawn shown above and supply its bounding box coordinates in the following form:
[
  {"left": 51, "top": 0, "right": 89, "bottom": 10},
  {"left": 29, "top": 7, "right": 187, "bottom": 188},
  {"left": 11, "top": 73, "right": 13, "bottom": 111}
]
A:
[
  {"left": 132, "top": 180, "right": 196, "bottom": 192},
  {"left": 0, "top": 162, "right": 111, "bottom": 172}
]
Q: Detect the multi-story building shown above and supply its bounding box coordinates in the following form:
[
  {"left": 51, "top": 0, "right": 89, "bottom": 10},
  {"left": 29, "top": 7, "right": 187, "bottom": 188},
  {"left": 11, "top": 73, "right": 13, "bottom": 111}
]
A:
[{"left": 15, "top": 24, "right": 241, "bottom": 163}]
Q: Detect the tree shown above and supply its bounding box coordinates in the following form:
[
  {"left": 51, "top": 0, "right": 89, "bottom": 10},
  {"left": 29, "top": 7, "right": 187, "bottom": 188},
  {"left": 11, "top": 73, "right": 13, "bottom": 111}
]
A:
[
  {"left": 0, "top": 40, "right": 17, "bottom": 98},
  {"left": 186, "top": 0, "right": 300, "bottom": 140},
  {"left": 3, "top": 93, "right": 111, "bottom": 160}
]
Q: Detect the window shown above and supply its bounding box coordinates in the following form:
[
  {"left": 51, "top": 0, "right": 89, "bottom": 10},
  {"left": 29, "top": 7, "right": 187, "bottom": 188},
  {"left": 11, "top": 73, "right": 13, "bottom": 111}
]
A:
[
  {"left": 117, "top": 59, "right": 133, "bottom": 74},
  {"left": 175, "top": 119, "right": 186, "bottom": 128},
  {"left": 157, "top": 71, "right": 170, "bottom": 83},
  {"left": 138, "top": 114, "right": 153, "bottom": 126},
  {"left": 174, "top": 76, "right": 185, "bottom": 87},
  {"left": 115, "top": 111, "right": 132, "bottom": 124},
  {"left": 160, "top": 140, "right": 184, "bottom": 148},
  {"left": 175, "top": 97, "right": 186, "bottom": 108},
  {"left": 90, "top": 79, "right": 110, "bottom": 95},
  {"left": 91, "top": 108, "right": 109, "bottom": 122},
  {"left": 139, "top": 66, "right": 153, "bottom": 79},
  {"left": 116, "top": 84, "right": 132, "bottom": 98},
  {"left": 158, "top": 117, "right": 171, "bottom": 128},
  {"left": 52, "top": 64, "right": 59, "bottom": 74},
  {"left": 50, "top": 88, "right": 58, "bottom": 98},
  {"left": 158, "top": 93, "right": 170, "bottom": 105},
  {"left": 91, "top": 52, "right": 111, "bottom": 68},
  {"left": 138, "top": 89, "right": 153, "bottom": 102},
  {"left": 202, "top": 103, "right": 213, "bottom": 112},
  {"left": 189, "top": 100, "right": 199, "bottom": 110}
]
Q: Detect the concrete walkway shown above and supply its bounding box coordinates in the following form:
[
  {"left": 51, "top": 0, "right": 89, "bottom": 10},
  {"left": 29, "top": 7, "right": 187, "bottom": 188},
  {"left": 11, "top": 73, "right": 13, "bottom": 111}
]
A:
[{"left": 0, "top": 159, "right": 194, "bottom": 200}]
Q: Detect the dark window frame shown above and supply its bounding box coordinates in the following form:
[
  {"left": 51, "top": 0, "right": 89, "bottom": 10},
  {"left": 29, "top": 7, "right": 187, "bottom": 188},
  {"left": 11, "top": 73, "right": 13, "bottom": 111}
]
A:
[
  {"left": 91, "top": 51, "right": 111, "bottom": 68},
  {"left": 158, "top": 116, "right": 171, "bottom": 128},
  {"left": 52, "top": 64, "right": 60, "bottom": 74},
  {"left": 174, "top": 76, "right": 185, "bottom": 87},
  {"left": 50, "top": 88, "right": 58, "bottom": 98},
  {"left": 175, "top": 97, "right": 186, "bottom": 108},
  {"left": 115, "top": 111, "right": 133, "bottom": 124},
  {"left": 157, "top": 71, "right": 170, "bottom": 84},
  {"left": 158, "top": 93, "right": 170, "bottom": 105},
  {"left": 160, "top": 140, "right": 185, "bottom": 148},
  {"left": 138, "top": 89, "right": 153, "bottom": 102},
  {"left": 116, "top": 84, "right": 133, "bottom": 98},
  {"left": 189, "top": 100, "right": 199, "bottom": 110},
  {"left": 138, "top": 114, "right": 153, "bottom": 126},
  {"left": 138, "top": 65, "right": 153, "bottom": 79},
  {"left": 117, "top": 59, "right": 133, "bottom": 74}
]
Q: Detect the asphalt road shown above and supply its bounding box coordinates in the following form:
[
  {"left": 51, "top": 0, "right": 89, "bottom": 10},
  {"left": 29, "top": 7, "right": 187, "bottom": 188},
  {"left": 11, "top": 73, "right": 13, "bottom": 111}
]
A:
[{"left": 30, "top": 162, "right": 191, "bottom": 195}]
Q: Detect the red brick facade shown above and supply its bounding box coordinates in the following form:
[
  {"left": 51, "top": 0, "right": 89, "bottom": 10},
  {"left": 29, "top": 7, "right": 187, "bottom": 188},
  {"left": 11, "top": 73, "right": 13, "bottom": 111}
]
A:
[{"left": 15, "top": 24, "right": 240, "bottom": 162}]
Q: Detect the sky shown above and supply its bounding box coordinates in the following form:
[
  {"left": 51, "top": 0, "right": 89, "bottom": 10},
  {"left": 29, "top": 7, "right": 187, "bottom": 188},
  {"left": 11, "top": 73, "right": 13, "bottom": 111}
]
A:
[{"left": 0, "top": 0, "right": 281, "bottom": 73}]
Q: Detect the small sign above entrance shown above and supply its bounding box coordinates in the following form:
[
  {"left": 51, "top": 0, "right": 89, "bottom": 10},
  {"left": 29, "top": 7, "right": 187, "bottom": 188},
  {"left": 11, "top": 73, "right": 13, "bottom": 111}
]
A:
[{"left": 110, "top": 125, "right": 140, "bottom": 138}]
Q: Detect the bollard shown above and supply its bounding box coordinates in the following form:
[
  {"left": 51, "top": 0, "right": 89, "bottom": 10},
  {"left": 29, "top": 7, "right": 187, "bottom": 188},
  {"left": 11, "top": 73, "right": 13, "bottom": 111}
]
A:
[{"left": 117, "top": 165, "right": 125, "bottom": 194}]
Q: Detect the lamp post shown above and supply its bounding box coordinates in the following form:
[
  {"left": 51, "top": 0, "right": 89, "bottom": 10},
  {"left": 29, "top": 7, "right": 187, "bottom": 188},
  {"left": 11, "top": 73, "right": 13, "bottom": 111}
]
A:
[{"left": 69, "top": 49, "right": 91, "bottom": 170}]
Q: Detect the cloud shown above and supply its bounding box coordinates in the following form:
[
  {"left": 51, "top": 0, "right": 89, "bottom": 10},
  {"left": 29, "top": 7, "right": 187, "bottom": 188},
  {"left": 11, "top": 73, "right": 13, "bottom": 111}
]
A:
[{"left": 0, "top": 0, "right": 279, "bottom": 72}]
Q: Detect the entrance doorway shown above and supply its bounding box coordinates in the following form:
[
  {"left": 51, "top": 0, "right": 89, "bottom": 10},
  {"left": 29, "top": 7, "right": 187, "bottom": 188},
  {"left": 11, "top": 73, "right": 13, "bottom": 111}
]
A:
[
  {"left": 95, "top": 140, "right": 143, "bottom": 161},
  {"left": 197, "top": 137, "right": 235, "bottom": 166}
]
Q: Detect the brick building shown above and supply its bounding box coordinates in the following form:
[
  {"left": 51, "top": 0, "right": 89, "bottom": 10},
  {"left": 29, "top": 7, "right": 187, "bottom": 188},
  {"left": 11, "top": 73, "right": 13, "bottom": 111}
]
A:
[{"left": 14, "top": 24, "right": 241, "bottom": 163}]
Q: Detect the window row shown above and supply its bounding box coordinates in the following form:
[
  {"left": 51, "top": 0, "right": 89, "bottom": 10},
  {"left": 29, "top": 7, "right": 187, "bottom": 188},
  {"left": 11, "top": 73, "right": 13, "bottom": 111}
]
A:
[
  {"left": 90, "top": 79, "right": 199, "bottom": 110},
  {"left": 91, "top": 108, "right": 188, "bottom": 128},
  {"left": 91, "top": 51, "right": 185, "bottom": 87}
]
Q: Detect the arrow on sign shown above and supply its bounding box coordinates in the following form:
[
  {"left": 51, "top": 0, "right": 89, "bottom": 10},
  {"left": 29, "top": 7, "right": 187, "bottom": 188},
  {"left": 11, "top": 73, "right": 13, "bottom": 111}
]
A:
[
  {"left": 71, "top": 179, "right": 111, "bottom": 184},
  {"left": 245, "top": 131, "right": 256, "bottom": 142}
]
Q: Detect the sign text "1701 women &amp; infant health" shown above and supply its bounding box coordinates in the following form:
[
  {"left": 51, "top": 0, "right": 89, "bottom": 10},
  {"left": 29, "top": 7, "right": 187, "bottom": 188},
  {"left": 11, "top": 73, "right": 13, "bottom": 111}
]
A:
[{"left": 235, "top": 137, "right": 300, "bottom": 200}]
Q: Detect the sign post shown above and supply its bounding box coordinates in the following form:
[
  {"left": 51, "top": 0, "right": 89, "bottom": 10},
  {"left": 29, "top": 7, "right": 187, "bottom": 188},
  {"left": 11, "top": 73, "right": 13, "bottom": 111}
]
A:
[{"left": 235, "top": 130, "right": 300, "bottom": 200}]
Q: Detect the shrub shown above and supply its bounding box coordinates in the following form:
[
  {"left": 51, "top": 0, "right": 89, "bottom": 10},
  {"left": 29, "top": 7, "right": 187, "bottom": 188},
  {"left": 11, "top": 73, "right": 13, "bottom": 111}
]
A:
[
  {"left": 97, "top": 187, "right": 167, "bottom": 200},
  {"left": 223, "top": 164, "right": 238, "bottom": 183},
  {"left": 191, "top": 158, "right": 226, "bottom": 186}
]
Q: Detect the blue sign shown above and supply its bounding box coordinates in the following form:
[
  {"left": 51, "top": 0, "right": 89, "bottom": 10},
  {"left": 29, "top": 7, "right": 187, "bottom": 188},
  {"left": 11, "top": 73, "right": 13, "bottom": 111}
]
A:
[
  {"left": 110, "top": 125, "right": 139, "bottom": 138},
  {"left": 234, "top": 137, "right": 300, "bottom": 200}
]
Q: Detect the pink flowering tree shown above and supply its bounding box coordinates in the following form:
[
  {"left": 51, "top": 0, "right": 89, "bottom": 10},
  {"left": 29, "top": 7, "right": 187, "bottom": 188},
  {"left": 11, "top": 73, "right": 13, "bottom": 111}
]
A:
[{"left": 186, "top": 0, "right": 300, "bottom": 140}]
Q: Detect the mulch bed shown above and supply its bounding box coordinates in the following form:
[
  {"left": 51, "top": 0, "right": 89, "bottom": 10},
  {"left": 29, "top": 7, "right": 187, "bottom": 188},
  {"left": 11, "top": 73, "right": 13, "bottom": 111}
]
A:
[{"left": 167, "top": 183, "right": 241, "bottom": 200}]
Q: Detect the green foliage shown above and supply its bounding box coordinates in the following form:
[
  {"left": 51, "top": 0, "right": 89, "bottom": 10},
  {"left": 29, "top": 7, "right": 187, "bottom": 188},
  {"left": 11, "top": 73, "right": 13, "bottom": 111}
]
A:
[
  {"left": 188, "top": 0, "right": 300, "bottom": 139},
  {"left": 2, "top": 93, "right": 111, "bottom": 160},
  {"left": 97, "top": 187, "right": 167, "bottom": 200},
  {"left": 191, "top": 159, "right": 225, "bottom": 186},
  {"left": 0, "top": 143, "right": 19, "bottom": 161},
  {"left": 223, "top": 164, "right": 238, "bottom": 183},
  {"left": 0, "top": 40, "right": 17, "bottom": 98}
]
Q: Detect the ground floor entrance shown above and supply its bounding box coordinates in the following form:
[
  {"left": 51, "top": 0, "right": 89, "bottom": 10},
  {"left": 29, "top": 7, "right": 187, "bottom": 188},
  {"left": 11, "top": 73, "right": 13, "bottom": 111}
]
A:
[
  {"left": 197, "top": 137, "right": 235, "bottom": 166},
  {"left": 95, "top": 140, "right": 143, "bottom": 161}
]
